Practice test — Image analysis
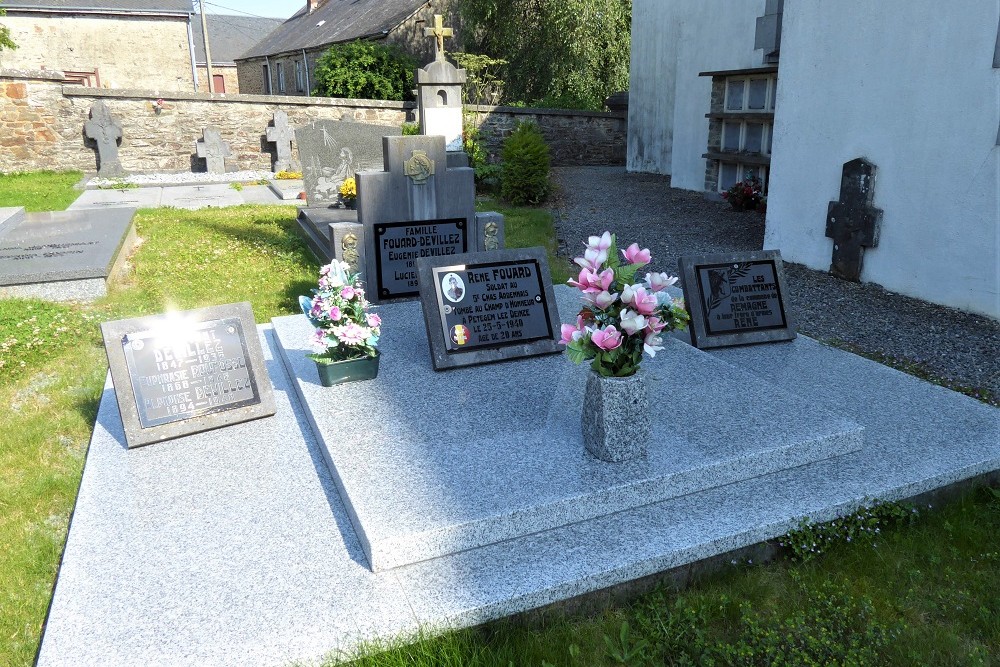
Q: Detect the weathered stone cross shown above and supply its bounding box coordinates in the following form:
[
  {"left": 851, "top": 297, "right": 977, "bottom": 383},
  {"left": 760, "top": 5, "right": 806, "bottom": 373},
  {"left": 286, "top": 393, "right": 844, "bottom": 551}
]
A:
[
  {"left": 196, "top": 126, "right": 232, "bottom": 174},
  {"left": 424, "top": 14, "right": 453, "bottom": 61},
  {"left": 266, "top": 110, "right": 294, "bottom": 172},
  {"left": 825, "top": 157, "right": 883, "bottom": 282},
  {"left": 84, "top": 100, "right": 125, "bottom": 177}
]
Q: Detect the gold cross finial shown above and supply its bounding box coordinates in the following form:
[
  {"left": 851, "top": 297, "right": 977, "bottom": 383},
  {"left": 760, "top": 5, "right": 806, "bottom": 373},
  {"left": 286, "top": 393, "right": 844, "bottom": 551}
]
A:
[{"left": 424, "top": 14, "right": 453, "bottom": 61}]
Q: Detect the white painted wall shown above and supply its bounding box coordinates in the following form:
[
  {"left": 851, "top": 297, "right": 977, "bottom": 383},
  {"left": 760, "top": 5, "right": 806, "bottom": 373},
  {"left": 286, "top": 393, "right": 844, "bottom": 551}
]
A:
[
  {"left": 627, "top": 0, "right": 764, "bottom": 184},
  {"left": 766, "top": 0, "right": 1000, "bottom": 319}
]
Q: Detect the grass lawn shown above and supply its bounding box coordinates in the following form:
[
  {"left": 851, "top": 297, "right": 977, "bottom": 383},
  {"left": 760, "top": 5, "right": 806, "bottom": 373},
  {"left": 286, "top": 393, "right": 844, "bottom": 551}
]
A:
[
  {"left": 0, "top": 175, "right": 997, "bottom": 666},
  {"left": 0, "top": 171, "right": 83, "bottom": 212}
]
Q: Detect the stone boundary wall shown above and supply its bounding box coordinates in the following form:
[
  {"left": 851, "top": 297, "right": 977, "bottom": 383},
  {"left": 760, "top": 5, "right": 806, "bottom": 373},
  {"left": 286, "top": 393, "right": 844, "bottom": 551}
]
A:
[{"left": 0, "top": 71, "right": 625, "bottom": 174}]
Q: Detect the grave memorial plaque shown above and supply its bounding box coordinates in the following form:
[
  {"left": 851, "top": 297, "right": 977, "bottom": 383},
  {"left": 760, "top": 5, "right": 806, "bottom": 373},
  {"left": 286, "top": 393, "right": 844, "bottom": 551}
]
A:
[
  {"left": 678, "top": 250, "right": 796, "bottom": 349},
  {"left": 101, "top": 302, "right": 276, "bottom": 448},
  {"left": 374, "top": 219, "right": 467, "bottom": 299},
  {"left": 418, "top": 247, "right": 562, "bottom": 370}
]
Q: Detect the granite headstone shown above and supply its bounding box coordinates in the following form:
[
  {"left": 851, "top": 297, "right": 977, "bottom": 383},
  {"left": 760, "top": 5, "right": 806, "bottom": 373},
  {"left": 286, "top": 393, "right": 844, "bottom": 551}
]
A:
[
  {"left": 296, "top": 118, "right": 397, "bottom": 207},
  {"left": 678, "top": 249, "right": 796, "bottom": 349},
  {"left": 417, "top": 247, "right": 562, "bottom": 370},
  {"left": 100, "top": 302, "right": 276, "bottom": 448}
]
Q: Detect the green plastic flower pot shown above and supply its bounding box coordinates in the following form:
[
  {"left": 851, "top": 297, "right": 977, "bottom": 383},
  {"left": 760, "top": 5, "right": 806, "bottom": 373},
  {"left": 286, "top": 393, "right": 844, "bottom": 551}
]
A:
[{"left": 314, "top": 351, "right": 380, "bottom": 387}]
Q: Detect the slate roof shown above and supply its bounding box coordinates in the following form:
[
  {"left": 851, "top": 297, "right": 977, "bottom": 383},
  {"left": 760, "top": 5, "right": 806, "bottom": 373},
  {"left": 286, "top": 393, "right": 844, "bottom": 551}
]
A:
[
  {"left": 2, "top": 0, "right": 191, "bottom": 14},
  {"left": 192, "top": 14, "right": 283, "bottom": 65},
  {"left": 237, "top": 0, "right": 427, "bottom": 60}
]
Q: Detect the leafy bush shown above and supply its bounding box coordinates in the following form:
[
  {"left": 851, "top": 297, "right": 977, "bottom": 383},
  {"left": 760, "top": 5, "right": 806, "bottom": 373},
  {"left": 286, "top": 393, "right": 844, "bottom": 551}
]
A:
[
  {"left": 312, "top": 40, "right": 416, "bottom": 101},
  {"left": 400, "top": 122, "right": 420, "bottom": 136},
  {"left": 499, "top": 121, "right": 550, "bottom": 205}
]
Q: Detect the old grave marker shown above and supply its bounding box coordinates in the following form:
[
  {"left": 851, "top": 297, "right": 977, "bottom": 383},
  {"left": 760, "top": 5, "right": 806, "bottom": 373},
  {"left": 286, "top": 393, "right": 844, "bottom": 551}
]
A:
[
  {"left": 825, "top": 157, "right": 883, "bottom": 282},
  {"left": 678, "top": 249, "right": 795, "bottom": 349},
  {"left": 196, "top": 127, "right": 233, "bottom": 174},
  {"left": 100, "top": 302, "right": 276, "bottom": 448},
  {"left": 266, "top": 110, "right": 296, "bottom": 173},
  {"left": 84, "top": 100, "right": 125, "bottom": 177},
  {"left": 417, "top": 247, "right": 562, "bottom": 370}
]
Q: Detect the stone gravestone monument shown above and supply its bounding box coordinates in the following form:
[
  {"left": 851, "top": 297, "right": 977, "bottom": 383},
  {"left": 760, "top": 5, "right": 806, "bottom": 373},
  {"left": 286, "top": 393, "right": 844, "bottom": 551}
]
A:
[
  {"left": 296, "top": 117, "right": 395, "bottom": 208},
  {"left": 196, "top": 126, "right": 233, "bottom": 174},
  {"left": 265, "top": 110, "right": 297, "bottom": 173},
  {"left": 100, "top": 302, "right": 276, "bottom": 448},
  {"left": 825, "top": 157, "right": 883, "bottom": 282},
  {"left": 84, "top": 100, "right": 125, "bottom": 177},
  {"left": 678, "top": 249, "right": 796, "bottom": 349},
  {"left": 417, "top": 15, "right": 467, "bottom": 163},
  {"left": 416, "top": 246, "right": 562, "bottom": 370},
  {"left": 350, "top": 134, "right": 505, "bottom": 303}
]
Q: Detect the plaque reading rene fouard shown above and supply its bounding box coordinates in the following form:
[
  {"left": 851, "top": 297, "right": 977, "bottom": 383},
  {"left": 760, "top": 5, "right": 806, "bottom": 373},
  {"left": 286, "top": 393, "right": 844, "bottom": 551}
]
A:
[
  {"left": 100, "top": 302, "right": 276, "bottom": 448},
  {"left": 678, "top": 250, "right": 796, "bottom": 349},
  {"left": 373, "top": 219, "right": 468, "bottom": 300},
  {"left": 417, "top": 247, "right": 562, "bottom": 370}
]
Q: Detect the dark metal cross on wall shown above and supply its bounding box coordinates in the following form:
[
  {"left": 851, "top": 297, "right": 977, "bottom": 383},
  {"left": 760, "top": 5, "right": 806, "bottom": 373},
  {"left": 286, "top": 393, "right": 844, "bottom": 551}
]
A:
[{"left": 825, "top": 158, "right": 883, "bottom": 282}]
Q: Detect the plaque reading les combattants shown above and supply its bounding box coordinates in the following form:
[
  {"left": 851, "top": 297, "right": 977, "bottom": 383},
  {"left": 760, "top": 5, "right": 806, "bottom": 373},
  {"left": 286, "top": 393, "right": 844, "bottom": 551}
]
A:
[
  {"left": 417, "top": 247, "right": 562, "bottom": 370},
  {"left": 374, "top": 219, "right": 467, "bottom": 299},
  {"left": 100, "top": 302, "right": 276, "bottom": 448},
  {"left": 678, "top": 250, "right": 796, "bottom": 349}
]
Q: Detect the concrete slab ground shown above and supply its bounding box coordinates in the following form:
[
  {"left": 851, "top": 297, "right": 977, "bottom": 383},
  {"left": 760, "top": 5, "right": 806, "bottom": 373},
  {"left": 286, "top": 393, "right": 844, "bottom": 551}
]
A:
[
  {"left": 68, "top": 185, "right": 299, "bottom": 211},
  {"left": 69, "top": 188, "right": 164, "bottom": 210},
  {"left": 37, "top": 292, "right": 999, "bottom": 666}
]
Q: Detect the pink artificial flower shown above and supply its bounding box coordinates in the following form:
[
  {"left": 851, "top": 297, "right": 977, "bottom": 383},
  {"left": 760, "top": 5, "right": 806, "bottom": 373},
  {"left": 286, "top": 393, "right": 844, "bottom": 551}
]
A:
[
  {"left": 568, "top": 267, "right": 597, "bottom": 291},
  {"left": 645, "top": 316, "right": 667, "bottom": 334},
  {"left": 619, "top": 309, "right": 647, "bottom": 336},
  {"left": 366, "top": 313, "right": 382, "bottom": 328},
  {"left": 593, "top": 290, "right": 619, "bottom": 310},
  {"left": 309, "top": 298, "right": 325, "bottom": 318},
  {"left": 586, "top": 231, "right": 613, "bottom": 252},
  {"left": 643, "top": 331, "right": 665, "bottom": 358},
  {"left": 587, "top": 268, "right": 614, "bottom": 293},
  {"left": 630, "top": 286, "right": 658, "bottom": 316},
  {"left": 622, "top": 243, "right": 651, "bottom": 265},
  {"left": 590, "top": 325, "right": 623, "bottom": 351},
  {"left": 560, "top": 315, "right": 588, "bottom": 345},
  {"left": 328, "top": 306, "right": 342, "bottom": 322},
  {"left": 335, "top": 322, "right": 369, "bottom": 346},
  {"left": 574, "top": 247, "right": 609, "bottom": 271},
  {"left": 646, "top": 272, "right": 679, "bottom": 292},
  {"left": 341, "top": 285, "right": 356, "bottom": 300},
  {"left": 310, "top": 328, "right": 330, "bottom": 353}
]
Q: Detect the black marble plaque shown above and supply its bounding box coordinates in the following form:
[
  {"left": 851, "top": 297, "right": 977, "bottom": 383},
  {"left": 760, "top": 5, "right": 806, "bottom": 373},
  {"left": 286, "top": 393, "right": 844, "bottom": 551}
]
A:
[
  {"left": 374, "top": 219, "right": 467, "bottom": 299},
  {"left": 417, "top": 248, "right": 562, "bottom": 370},
  {"left": 679, "top": 250, "right": 796, "bottom": 349},
  {"left": 101, "top": 302, "right": 276, "bottom": 448}
]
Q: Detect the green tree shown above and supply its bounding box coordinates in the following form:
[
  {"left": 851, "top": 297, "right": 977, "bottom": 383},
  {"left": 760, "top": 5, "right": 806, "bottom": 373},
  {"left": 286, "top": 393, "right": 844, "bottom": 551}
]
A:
[
  {"left": 312, "top": 40, "right": 416, "bottom": 101},
  {"left": 459, "top": 0, "right": 630, "bottom": 111},
  {"left": 0, "top": 2, "right": 18, "bottom": 53}
]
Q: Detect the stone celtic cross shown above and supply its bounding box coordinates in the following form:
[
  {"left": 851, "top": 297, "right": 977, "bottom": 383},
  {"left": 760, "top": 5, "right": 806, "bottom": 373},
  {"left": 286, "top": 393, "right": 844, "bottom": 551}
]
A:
[
  {"left": 84, "top": 100, "right": 125, "bottom": 177},
  {"left": 266, "top": 110, "right": 294, "bottom": 173},
  {"left": 825, "top": 158, "right": 883, "bottom": 282},
  {"left": 424, "top": 14, "right": 453, "bottom": 61},
  {"left": 196, "top": 126, "right": 232, "bottom": 174}
]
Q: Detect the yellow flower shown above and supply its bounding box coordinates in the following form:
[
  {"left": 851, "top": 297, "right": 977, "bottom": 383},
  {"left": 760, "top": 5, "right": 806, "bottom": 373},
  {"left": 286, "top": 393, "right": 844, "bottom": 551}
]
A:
[{"left": 339, "top": 177, "right": 357, "bottom": 199}]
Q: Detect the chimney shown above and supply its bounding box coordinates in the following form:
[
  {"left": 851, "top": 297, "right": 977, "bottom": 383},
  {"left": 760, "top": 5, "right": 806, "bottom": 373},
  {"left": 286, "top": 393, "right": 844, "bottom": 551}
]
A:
[{"left": 307, "top": 0, "right": 322, "bottom": 12}]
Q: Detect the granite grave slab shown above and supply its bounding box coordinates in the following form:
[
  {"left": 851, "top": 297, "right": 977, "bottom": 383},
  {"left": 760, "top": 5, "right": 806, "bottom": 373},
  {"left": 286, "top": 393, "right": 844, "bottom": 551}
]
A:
[
  {"left": 272, "top": 286, "right": 863, "bottom": 571},
  {"left": 159, "top": 184, "right": 244, "bottom": 209},
  {"left": 68, "top": 187, "right": 164, "bottom": 210},
  {"left": 100, "top": 302, "right": 277, "bottom": 449},
  {"left": 0, "top": 206, "right": 25, "bottom": 238},
  {"left": 0, "top": 207, "right": 137, "bottom": 301},
  {"left": 37, "top": 309, "right": 999, "bottom": 666}
]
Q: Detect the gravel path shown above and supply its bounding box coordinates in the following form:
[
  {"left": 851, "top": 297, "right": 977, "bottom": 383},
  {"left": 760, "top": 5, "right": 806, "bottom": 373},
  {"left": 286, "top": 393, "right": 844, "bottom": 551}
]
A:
[{"left": 550, "top": 166, "right": 1000, "bottom": 400}]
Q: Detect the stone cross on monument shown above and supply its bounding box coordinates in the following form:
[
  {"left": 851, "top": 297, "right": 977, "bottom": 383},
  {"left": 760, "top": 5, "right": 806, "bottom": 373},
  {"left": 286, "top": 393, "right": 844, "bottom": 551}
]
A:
[
  {"left": 825, "top": 157, "right": 883, "bottom": 282},
  {"left": 266, "top": 110, "right": 295, "bottom": 173},
  {"left": 424, "top": 14, "right": 453, "bottom": 61}
]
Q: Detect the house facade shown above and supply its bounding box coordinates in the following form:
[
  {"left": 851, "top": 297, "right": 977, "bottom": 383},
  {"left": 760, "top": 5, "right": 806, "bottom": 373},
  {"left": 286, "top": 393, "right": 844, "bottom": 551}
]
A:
[
  {"left": 0, "top": 0, "right": 194, "bottom": 91},
  {"left": 629, "top": 0, "right": 1000, "bottom": 319},
  {"left": 235, "top": 0, "right": 457, "bottom": 97},
  {"left": 192, "top": 14, "right": 283, "bottom": 94}
]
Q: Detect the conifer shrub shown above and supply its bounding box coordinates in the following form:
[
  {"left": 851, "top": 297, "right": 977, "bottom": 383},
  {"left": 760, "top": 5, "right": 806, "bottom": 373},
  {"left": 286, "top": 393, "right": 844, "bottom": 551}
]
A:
[{"left": 499, "top": 121, "right": 550, "bottom": 205}]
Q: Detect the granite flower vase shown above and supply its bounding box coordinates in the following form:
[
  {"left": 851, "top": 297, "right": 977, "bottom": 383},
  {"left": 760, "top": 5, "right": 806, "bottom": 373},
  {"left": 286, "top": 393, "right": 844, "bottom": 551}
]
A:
[
  {"left": 314, "top": 351, "right": 379, "bottom": 387},
  {"left": 581, "top": 370, "right": 650, "bottom": 462}
]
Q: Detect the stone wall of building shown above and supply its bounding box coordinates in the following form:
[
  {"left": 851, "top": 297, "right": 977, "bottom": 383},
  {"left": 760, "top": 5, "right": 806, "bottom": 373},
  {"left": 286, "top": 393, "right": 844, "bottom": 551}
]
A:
[
  {"left": 0, "top": 72, "right": 625, "bottom": 173},
  {"left": 0, "top": 13, "right": 194, "bottom": 91}
]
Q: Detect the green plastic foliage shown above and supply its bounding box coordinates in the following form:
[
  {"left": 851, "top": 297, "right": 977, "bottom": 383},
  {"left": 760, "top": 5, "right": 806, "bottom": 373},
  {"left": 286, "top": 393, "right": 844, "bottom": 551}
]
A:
[
  {"left": 459, "top": 0, "right": 630, "bottom": 110},
  {"left": 312, "top": 40, "right": 415, "bottom": 101},
  {"left": 500, "top": 121, "right": 550, "bottom": 205}
]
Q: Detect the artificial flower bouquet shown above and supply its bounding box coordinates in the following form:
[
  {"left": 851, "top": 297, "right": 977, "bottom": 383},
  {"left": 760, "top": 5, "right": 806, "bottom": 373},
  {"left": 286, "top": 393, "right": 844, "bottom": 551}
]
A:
[
  {"left": 721, "top": 172, "right": 763, "bottom": 210},
  {"left": 339, "top": 177, "right": 357, "bottom": 206},
  {"left": 299, "top": 260, "right": 381, "bottom": 364},
  {"left": 561, "top": 232, "right": 689, "bottom": 377}
]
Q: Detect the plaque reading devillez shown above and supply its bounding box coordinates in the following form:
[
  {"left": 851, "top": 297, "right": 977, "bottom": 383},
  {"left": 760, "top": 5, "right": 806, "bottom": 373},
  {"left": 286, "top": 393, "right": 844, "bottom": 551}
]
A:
[
  {"left": 374, "top": 219, "right": 467, "bottom": 299},
  {"left": 417, "top": 247, "right": 562, "bottom": 370}
]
